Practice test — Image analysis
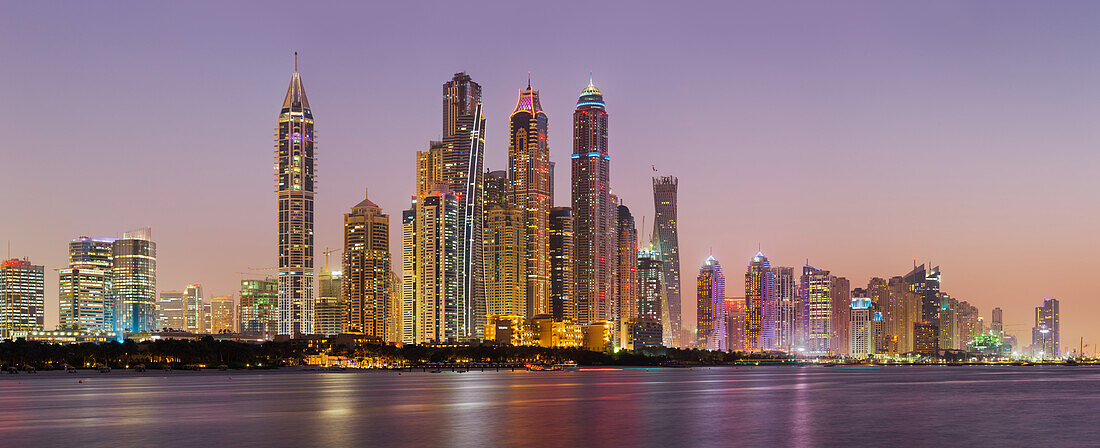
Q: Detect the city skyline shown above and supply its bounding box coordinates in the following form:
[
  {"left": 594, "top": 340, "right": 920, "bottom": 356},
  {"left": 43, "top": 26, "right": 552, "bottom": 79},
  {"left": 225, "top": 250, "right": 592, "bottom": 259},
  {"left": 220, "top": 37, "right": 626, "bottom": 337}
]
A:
[{"left": 2, "top": 2, "right": 1098, "bottom": 350}]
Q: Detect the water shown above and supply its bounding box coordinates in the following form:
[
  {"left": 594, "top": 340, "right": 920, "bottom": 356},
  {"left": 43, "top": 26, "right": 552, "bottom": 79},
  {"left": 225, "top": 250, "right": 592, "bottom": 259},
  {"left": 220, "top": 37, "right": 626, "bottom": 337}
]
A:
[{"left": 0, "top": 366, "right": 1094, "bottom": 447}]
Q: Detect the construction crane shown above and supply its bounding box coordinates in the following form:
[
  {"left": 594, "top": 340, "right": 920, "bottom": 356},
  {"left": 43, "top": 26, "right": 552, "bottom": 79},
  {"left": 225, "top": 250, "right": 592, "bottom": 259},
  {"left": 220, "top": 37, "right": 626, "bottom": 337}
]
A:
[{"left": 322, "top": 247, "right": 342, "bottom": 273}]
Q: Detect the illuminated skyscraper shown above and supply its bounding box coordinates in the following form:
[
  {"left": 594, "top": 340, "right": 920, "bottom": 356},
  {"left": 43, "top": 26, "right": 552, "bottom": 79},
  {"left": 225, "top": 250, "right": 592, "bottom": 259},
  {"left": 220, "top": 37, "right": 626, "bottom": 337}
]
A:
[
  {"left": 59, "top": 237, "right": 114, "bottom": 331},
  {"left": 0, "top": 258, "right": 44, "bottom": 339},
  {"left": 849, "top": 298, "right": 875, "bottom": 358},
  {"left": 744, "top": 252, "right": 772, "bottom": 351},
  {"left": 239, "top": 277, "right": 278, "bottom": 340},
  {"left": 697, "top": 256, "right": 726, "bottom": 350},
  {"left": 413, "top": 189, "right": 462, "bottom": 343},
  {"left": 830, "top": 276, "right": 850, "bottom": 355},
  {"left": 801, "top": 265, "right": 831, "bottom": 355},
  {"left": 652, "top": 176, "right": 682, "bottom": 346},
  {"left": 509, "top": 80, "right": 551, "bottom": 317},
  {"left": 315, "top": 269, "right": 344, "bottom": 336},
  {"left": 549, "top": 207, "right": 575, "bottom": 321},
  {"left": 614, "top": 204, "right": 638, "bottom": 343},
  {"left": 112, "top": 227, "right": 156, "bottom": 333},
  {"left": 571, "top": 77, "right": 615, "bottom": 328},
  {"left": 275, "top": 54, "right": 316, "bottom": 336},
  {"left": 157, "top": 290, "right": 184, "bottom": 331},
  {"left": 485, "top": 198, "right": 525, "bottom": 318},
  {"left": 209, "top": 296, "right": 235, "bottom": 334},
  {"left": 991, "top": 307, "right": 1004, "bottom": 336},
  {"left": 401, "top": 208, "right": 418, "bottom": 344},
  {"left": 342, "top": 190, "right": 393, "bottom": 340},
  {"left": 183, "top": 284, "right": 203, "bottom": 333},
  {"left": 725, "top": 298, "right": 747, "bottom": 351},
  {"left": 771, "top": 266, "right": 796, "bottom": 351},
  {"left": 905, "top": 264, "right": 941, "bottom": 349},
  {"left": 1032, "top": 297, "right": 1059, "bottom": 358}
]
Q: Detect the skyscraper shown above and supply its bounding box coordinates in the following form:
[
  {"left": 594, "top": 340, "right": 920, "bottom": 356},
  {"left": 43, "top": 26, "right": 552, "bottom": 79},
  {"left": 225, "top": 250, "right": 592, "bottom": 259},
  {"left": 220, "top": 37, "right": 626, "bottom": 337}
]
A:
[
  {"left": 849, "top": 298, "right": 875, "bottom": 358},
  {"left": 652, "top": 176, "right": 682, "bottom": 346},
  {"left": 549, "top": 207, "right": 575, "bottom": 321},
  {"left": 484, "top": 191, "right": 525, "bottom": 319},
  {"left": 801, "top": 265, "right": 832, "bottom": 355},
  {"left": 697, "top": 257, "right": 726, "bottom": 350},
  {"left": 59, "top": 237, "right": 114, "bottom": 331},
  {"left": 725, "top": 298, "right": 747, "bottom": 352},
  {"left": 509, "top": 79, "right": 551, "bottom": 317},
  {"left": 614, "top": 204, "right": 638, "bottom": 344},
  {"left": 571, "top": 77, "right": 615, "bottom": 329},
  {"left": 905, "top": 264, "right": 941, "bottom": 349},
  {"left": 112, "top": 227, "right": 156, "bottom": 333},
  {"left": 239, "top": 277, "right": 278, "bottom": 340},
  {"left": 209, "top": 296, "right": 235, "bottom": 334},
  {"left": 343, "top": 189, "right": 393, "bottom": 340},
  {"left": 275, "top": 54, "right": 316, "bottom": 336},
  {"left": 157, "top": 290, "right": 184, "bottom": 331},
  {"left": 401, "top": 208, "right": 417, "bottom": 344},
  {"left": 771, "top": 266, "right": 797, "bottom": 351},
  {"left": 413, "top": 189, "right": 462, "bottom": 343},
  {"left": 991, "top": 307, "right": 1004, "bottom": 337},
  {"left": 316, "top": 269, "right": 344, "bottom": 336},
  {"left": 1033, "top": 297, "right": 1060, "bottom": 358},
  {"left": 830, "top": 276, "right": 851, "bottom": 355},
  {"left": 183, "top": 284, "right": 203, "bottom": 333},
  {"left": 0, "top": 258, "right": 44, "bottom": 339},
  {"left": 745, "top": 252, "right": 772, "bottom": 351}
]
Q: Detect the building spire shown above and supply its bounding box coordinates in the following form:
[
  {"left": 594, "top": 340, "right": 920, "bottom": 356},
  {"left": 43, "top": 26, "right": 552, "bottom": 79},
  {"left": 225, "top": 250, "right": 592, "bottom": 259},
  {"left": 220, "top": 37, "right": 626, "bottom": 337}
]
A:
[
  {"left": 589, "top": 71, "right": 594, "bottom": 87},
  {"left": 527, "top": 71, "right": 531, "bottom": 90},
  {"left": 294, "top": 51, "right": 298, "bottom": 73}
]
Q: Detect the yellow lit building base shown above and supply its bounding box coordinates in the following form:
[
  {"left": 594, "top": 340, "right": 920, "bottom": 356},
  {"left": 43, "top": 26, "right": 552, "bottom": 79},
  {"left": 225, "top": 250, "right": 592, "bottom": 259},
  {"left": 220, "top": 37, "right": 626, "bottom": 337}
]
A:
[{"left": 484, "top": 314, "right": 583, "bottom": 348}]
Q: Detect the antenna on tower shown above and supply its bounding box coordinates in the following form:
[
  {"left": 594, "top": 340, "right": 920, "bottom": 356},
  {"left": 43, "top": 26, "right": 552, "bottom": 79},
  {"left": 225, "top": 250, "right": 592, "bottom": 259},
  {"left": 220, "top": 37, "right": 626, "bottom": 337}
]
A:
[
  {"left": 294, "top": 52, "right": 298, "bottom": 72},
  {"left": 527, "top": 71, "right": 531, "bottom": 89}
]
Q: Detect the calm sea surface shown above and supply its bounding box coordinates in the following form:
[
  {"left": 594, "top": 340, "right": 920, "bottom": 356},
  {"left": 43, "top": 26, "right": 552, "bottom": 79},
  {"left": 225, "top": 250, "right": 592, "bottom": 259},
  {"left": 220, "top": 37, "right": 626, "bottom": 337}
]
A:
[{"left": 0, "top": 366, "right": 1095, "bottom": 447}]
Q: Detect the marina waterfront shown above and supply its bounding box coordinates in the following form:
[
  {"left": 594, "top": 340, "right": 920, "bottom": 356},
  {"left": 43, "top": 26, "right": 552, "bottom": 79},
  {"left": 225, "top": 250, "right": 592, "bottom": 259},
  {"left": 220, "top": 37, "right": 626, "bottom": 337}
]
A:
[{"left": 0, "top": 366, "right": 1094, "bottom": 447}]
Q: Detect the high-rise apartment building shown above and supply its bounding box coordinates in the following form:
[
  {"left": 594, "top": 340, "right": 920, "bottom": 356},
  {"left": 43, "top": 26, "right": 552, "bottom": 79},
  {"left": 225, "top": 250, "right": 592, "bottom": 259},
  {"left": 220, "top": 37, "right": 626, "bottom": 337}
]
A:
[
  {"left": 801, "top": 265, "right": 832, "bottom": 355},
  {"left": 849, "top": 298, "right": 875, "bottom": 358},
  {"left": 0, "top": 258, "right": 44, "bottom": 339},
  {"left": 275, "top": 55, "right": 316, "bottom": 336},
  {"left": 401, "top": 208, "right": 417, "bottom": 344},
  {"left": 509, "top": 80, "right": 551, "bottom": 317},
  {"left": 412, "top": 189, "right": 462, "bottom": 343},
  {"left": 725, "top": 298, "right": 747, "bottom": 352},
  {"left": 183, "top": 284, "right": 204, "bottom": 333},
  {"left": 571, "top": 77, "right": 615, "bottom": 328},
  {"left": 651, "top": 176, "right": 682, "bottom": 346},
  {"left": 316, "top": 270, "right": 344, "bottom": 336},
  {"left": 485, "top": 195, "right": 525, "bottom": 318},
  {"left": 113, "top": 227, "right": 157, "bottom": 333},
  {"left": 771, "top": 266, "right": 796, "bottom": 352},
  {"left": 342, "top": 190, "right": 392, "bottom": 340},
  {"left": 1033, "top": 297, "right": 1060, "bottom": 358},
  {"left": 697, "top": 256, "right": 726, "bottom": 350},
  {"left": 59, "top": 237, "right": 114, "bottom": 331},
  {"left": 239, "top": 277, "right": 278, "bottom": 340},
  {"left": 549, "top": 207, "right": 574, "bottom": 321},
  {"left": 991, "top": 307, "right": 1004, "bottom": 336},
  {"left": 209, "top": 296, "right": 235, "bottom": 334},
  {"left": 830, "top": 276, "right": 851, "bottom": 355},
  {"left": 158, "top": 290, "right": 185, "bottom": 331},
  {"left": 638, "top": 246, "right": 669, "bottom": 347},
  {"left": 614, "top": 204, "right": 638, "bottom": 343},
  {"left": 745, "top": 252, "right": 772, "bottom": 351}
]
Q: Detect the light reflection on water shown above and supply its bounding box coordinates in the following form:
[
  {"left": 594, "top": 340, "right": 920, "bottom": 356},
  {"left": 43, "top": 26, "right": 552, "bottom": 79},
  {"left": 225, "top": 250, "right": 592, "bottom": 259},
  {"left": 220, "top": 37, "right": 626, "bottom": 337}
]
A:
[{"left": 0, "top": 366, "right": 1096, "bottom": 447}]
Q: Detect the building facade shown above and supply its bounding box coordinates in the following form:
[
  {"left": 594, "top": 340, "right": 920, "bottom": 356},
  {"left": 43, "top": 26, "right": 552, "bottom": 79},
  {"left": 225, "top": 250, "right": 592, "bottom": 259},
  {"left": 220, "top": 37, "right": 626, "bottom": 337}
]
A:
[
  {"left": 342, "top": 190, "right": 392, "bottom": 340},
  {"left": 112, "top": 228, "right": 157, "bottom": 333},
  {"left": 651, "top": 176, "right": 682, "bottom": 347},
  {"left": 801, "top": 265, "right": 831, "bottom": 355},
  {"left": 0, "top": 258, "right": 44, "bottom": 339},
  {"left": 59, "top": 237, "right": 114, "bottom": 331},
  {"left": 613, "top": 203, "right": 638, "bottom": 345},
  {"left": 316, "top": 270, "right": 344, "bottom": 336},
  {"left": 1032, "top": 297, "right": 1060, "bottom": 358},
  {"left": 549, "top": 207, "right": 575, "bottom": 321},
  {"left": 697, "top": 256, "right": 726, "bottom": 350},
  {"left": 239, "top": 277, "right": 278, "bottom": 340},
  {"left": 745, "top": 252, "right": 772, "bottom": 351},
  {"left": 275, "top": 55, "right": 316, "bottom": 336},
  {"left": 571, "top": 77, "right": 615, "bottom": 329},
  {"left": 509, "top": 80, "right": 552, "bottom": 317}
]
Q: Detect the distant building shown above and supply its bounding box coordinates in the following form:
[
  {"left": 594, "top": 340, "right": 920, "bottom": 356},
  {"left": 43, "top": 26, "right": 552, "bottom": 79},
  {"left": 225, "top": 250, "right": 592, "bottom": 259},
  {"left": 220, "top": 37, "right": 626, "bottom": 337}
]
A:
[
  {"left": 509, "top": 81, "right": 551, "bottom": 317},
  {"left": 801, "top": 265, "right": 831, "bottom": 355},
  {"left": 549, "top": 207, "right": 575, "bottom": 321},
  {"left": 651, "top": 176, "right": 682, "bottom": 346},
  {"left": 582, "top": 320, "right": 614, "bottom": 352},
  {"left": 209, "top": 296, "right": 235, "bottom": 334},
  {"left": 572, "top": 77, "right": 615, "bottom": 330},
  {"left": 771, "top": 267, "right": 796, "bottom": 352},
  {"left": 112, "top": 228, "right": 157, "bottom": 333},
  {"left": 485, "top": 173, "right": 526, "bottom": 320},
  {"left": 239, "top": 277, "right": 278, "bottom": 340},
  {"left": 613, "top": 203, "right": 639, "bottom": 347},
  {"left": 485, "top": 314, "right": 525, "bottom": 346},
  {"left": 342, "top": 189, "right": 393, "bottom": 340},
  {"left": 411, "top": 189, "right": 463, "bottom": 343},
  {"left": 913, "top": 321, "right": 939, "bottom": 356},
  {"left": 59, "top": 237, "right": 114, "bottom": 331},
  {"left": 637, "top": 247, "right": 665, "bottom": 343},
  {"left": 157, "top": 290, "right": 185, "bottom": 330},
  {"left": 316, "top": 270, "right": 344, "bottom": 336},
  {"left": 1032, "top": 297, "right": 1060, "bottom": 358},
  {"left": 849, "top": 298, "right": 874, "bottom": 358},
  {"left": 830, "top": 276, "right": 851, "bottom": 355},
  {"left": 626, "top": 318, "right": 663, "bottom": 350},
  {"left": 183, "top": 284, "right": 204, "bottom": 333},
  {"left": 0, "top": 258, "right": 45, "bottom": 339},
  {"left": 697, "top": 256, "right": 726, "bottom": 350},
  {"left": 744, "top": 252, "right": 771, "bottom": 351},
  {"left": 725, "top": 298, "right": 747, "bottom": 352}
]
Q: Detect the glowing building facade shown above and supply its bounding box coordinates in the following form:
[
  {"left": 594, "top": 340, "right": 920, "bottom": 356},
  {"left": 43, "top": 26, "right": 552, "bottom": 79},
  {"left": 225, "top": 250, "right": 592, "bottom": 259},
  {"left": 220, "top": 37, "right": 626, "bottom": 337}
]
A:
[
  {"left": 0, "top": 258, "right": 44, "bottom": 339},
  {"left": 59, "top": 237, "right": 114, "bottom": 331},
  {"left": 1032, "top": 297, "right": 1059, "bottom": 358},
  {"left": 744, "top": 252, "right": 772, "bottom": 351},
  {"left": 275, "top": 55, "right": 316, "bottom": 336},
  {"left": 112, "top": 228, "right": 157, "bottom": 333},
  {"left": 651, "top": 176, "right": 682, "bottom": 346},
  {"left": 801, "top": 265, "right": 831, "bottom": 355},
  {"left": 571, "top": 77, "right": 615, "bottom": 328},
  {"left": 509, "top": 81, "right": 551, "bottom": 317},
  {"left": 549, "top": 207, "right": 575, "bottom": 321},
  {"left": 239, "top": 277, "right": 278, "bottom": 340},
  {"left": 696, "top": 256, "right": 726, "bottom": 350},
  {"left": 614, "top": 203, "right": 638, "bottom": 345},
  {"left": 342, "top": 190, "right": 393, "bottom": 340}
]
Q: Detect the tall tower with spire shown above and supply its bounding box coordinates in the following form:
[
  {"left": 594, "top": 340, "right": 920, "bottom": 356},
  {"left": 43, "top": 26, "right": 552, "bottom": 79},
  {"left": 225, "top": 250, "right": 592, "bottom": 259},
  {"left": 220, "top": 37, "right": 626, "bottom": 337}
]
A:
[
  {"left": 509, "top": 78, "right": 551, "bottom": 317},
  {"left": 275, "top": 53, "right": 316, "bottom": 336},
  {"left": 572, "top": 75, "right": 615, "bottom": 326}
]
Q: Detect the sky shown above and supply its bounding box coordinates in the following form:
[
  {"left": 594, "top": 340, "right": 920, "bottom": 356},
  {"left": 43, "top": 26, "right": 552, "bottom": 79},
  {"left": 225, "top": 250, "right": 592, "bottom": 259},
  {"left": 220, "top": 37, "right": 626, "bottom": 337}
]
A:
[{"left": 2, "top": 1, "right": 1099, "bottom": 353}]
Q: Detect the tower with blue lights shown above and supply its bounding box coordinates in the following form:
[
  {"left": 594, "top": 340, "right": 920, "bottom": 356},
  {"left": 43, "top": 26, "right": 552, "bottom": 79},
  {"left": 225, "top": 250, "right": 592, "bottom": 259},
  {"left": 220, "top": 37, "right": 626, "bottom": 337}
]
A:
[{"left": 571, "top": 75, "right": 614, "bottom": 326}]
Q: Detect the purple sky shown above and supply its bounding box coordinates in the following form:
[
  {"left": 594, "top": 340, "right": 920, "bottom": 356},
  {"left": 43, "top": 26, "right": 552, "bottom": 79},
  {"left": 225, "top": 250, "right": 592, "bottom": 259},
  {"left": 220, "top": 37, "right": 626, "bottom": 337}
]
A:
[{"left": 3, "top": 1, "right": 1099, "bottom": 353}]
